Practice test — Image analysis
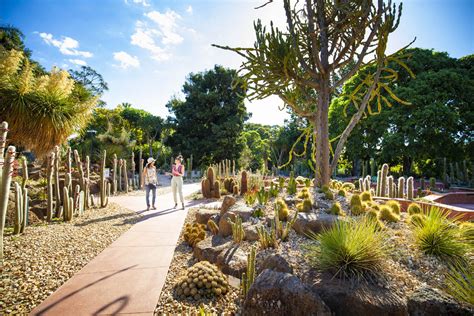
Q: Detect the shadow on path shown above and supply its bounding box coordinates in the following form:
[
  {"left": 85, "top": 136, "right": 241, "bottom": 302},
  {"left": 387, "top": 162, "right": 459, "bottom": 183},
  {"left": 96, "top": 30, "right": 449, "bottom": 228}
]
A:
[{"left": 93, "top": 295, "right": 129, "bottom": 315}]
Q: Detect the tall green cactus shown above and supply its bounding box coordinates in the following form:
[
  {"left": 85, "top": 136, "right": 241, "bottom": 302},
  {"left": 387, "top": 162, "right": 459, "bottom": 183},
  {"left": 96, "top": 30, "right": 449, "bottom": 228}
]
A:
[
  {"left": 1, "top": 145, "right": 15, "bottom": 264},
  {"left": 228, "top": 215, "right": 244, "bottom": 243},
  {"left": 118, "top": 159, "right": 123, "bottom": 192},
  {"left": 63, "top": 186, "right": 73, "bottom": 222},
  {"left": 112, "top": 154, "right": 118, "bottom": 194},
  {"left": 364, "top": 175, "right": 371, "bottom": 193},
  {"left": 53, "top": 146, "right": 62, "bottom": 217},
  {"left": 0, "top": 122, "right": 8, "bottom": 159},
  {"left": 21, "top": 157, "right": 28, "bottom": 190},
  {"left": 85, "top": 155, "right": 90, "bottom": 208},
  {"left": 376, "top": 170, "right": 382, "bottom": 196},
  {"left": 398, "top": 177, "right": 405, "bottom": 198},
  {"left": 123, "top": 159, "right": 128, "bottom": 193},
  {"left": 241, "top": 246, "right": 256, "bottom": 298},
  {"left": 14, "top": 181, "right": 28, "bottom": 234},
  {"left": 46, "top": 152, "right": 55, "bottom": 222},
  {"left": 407, "top": 176, "right": 414, "bottom": 200},
  {"left": 138, "top": 149, "right": 143, "bottom": 189},
  {"left": 100, "top": 150, "right": 109, "bottom": 207},
  {"left": 131, "top": 151, "right": 136, "bottom": 189},
  {"left": 388, "top": 176, "right": 394, "bottom": 198},
  {"left": 240, "top": 170, "right": 248, "bottom": 195},
  {"left": 380, "top": 164, "right": 389, "bottom": 197},
  {"left": 73, "top": 150, "right": 87, "bottom": 212}
]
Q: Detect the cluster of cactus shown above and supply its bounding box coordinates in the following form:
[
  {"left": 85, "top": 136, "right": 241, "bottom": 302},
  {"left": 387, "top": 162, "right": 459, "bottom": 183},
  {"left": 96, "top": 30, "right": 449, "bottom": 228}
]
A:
[
  {"left": 324, "top": 190, "right": 335, "bottom": 200},
  {"left": 201, "top": 167, "right": 220, "bottom": 199},
  {"left": 379, "top": 205, "right": 400, "bottom": 223},
  {"left": 174, "top": 261, "right": 229, "bottom": 300},
  {"left": 228, "top": 215, "right": 245, "bottom": 243},
  {"left": 275, "top": 198, "right": 289, "bottom": 220},
  {"left": 367, "top": 163, "right": 417, "bottom": 200},
  {"left": 13, "top": 174, "right": 28, "bottom": 235},
  {"left": 73, "top": 150, "right": 89, "bottom": 211},
  {"left": 360, "top": 191, "right": 372, "bottom": 202},
  {"left": 244, "top": 191, "right": 257, "bottom": 206},
  {"left": 385, "top": 200, "right": 401, "bottom": 215},
  {"left": 328, "top": 202, "right": 345, "bottom": 216},
  {"left": 210, "top": 159, "right": 236, "bottom": 179},
  {"left": 296, "top": 198, "right": 313, "bottom": 213},
  {"left": 207, "top": 219, "right": 219, "bottom": 235},
  {"left": 350, "top": 194, "right": 365, "bottom": 215},
  {"left": 274, "top": 208, "right": 298, "bottom": 241},
  {"left": 295, "top": 176, "right": 306, "bottom": 185},
  {"left": 330, "top": 179, "right": 355, "bottom": 192},
  {"left": 1, "top": 140, "right": 16, "bottom": 264},
  {"left": 287, "top": 171, "right": 297, "bottom": 195},
  {"left": 375, "top": 164, "right": 389, "bottom": 197},
  {"left": 268, "top": 182, "right": 279, "bottom": 198},
  {"left": 359, "top": 175, "right": 372, "bottom": 192},
  {"left": 241, "top": 246, "right": 256, "bottom": 298},
  {"left": 256, "top": 186, "right": 269, "bottom": 206},
  {"left": 62, "top": 186, "right": 75, "bottom": 221},
  {"left": 256, "top": 224, "right": 278, "bottom": 249},
  {"left": 184, "top": 223, "right": 206, "bottom": 247},
  {"left": 337, "top": 189, "right": 346, "bottom": 197}
]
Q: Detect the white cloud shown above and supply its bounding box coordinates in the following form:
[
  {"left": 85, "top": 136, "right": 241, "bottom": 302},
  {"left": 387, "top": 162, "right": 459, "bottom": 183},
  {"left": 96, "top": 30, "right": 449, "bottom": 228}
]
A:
[
  {"left": 68, "top": 59, "right": 87, "bottom": 66},
  {"left": 113, "top": 51, "right": 140, "bottom": 69},
  {"left": 39, "top": 33, "right": 93, "bottom": 58},
  {"left": 131, "top": 24, "right": 171, "bottom": 61},
  {"left": 186, "top": 5, "right": 193, "bottom": 14},
  {"left": 145, "top": 10, "right": 184, "bottom": 45},
  {"left": 124, "top": 0, "right": 150, "bottom": 7}
]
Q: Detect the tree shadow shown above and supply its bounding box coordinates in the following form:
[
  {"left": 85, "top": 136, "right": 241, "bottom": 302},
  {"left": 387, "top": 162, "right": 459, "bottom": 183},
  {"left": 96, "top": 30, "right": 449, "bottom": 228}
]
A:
[
  {"left": 93, "top": 295, "right": 129, "bottom": 315},
  {"left": 74, "top": 212, "right": 138, "bottom": 227}
]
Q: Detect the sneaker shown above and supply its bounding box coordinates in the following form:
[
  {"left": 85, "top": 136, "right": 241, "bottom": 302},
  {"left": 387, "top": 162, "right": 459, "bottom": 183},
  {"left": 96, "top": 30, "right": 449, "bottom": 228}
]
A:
[
  {"left": 146, "top": 206, "right": 150, "bottom": 211},
  {"left": 152, "top": 205, "right": 156, "bottom": 210}
]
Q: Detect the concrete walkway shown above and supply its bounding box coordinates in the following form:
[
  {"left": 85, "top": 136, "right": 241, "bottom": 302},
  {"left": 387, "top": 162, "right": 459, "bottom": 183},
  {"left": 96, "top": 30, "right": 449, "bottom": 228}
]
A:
[{"left": 31, "top": 183, "right": 201, "bottom": 316}]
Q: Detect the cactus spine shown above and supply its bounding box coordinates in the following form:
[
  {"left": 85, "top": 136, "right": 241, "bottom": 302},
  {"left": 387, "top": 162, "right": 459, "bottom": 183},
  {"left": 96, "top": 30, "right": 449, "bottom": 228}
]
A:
[
  {"left": 381, "top": 164, "right": 389, "bottom": 197},
  {"left": 407, "top": 176, "right": 414, "bottom": 200},
  {"left": 1, "top": 145, "right": 16, "bottom": 264},
  {"left": 99, "top": 150, "right": 109, "bottom": 207},
  {"left": 46, "top": 152, "right": 55, "bottom": 221},
  {"left": 398, "top": 177, "right": 405, "bottom": 198},
  {"left": 241, "top": 246, "right": 256, "bottom": 298}
]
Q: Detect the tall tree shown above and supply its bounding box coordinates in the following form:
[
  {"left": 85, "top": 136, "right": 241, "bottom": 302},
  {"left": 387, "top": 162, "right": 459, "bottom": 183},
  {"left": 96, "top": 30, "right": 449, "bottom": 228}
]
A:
[
  {"left": 69, "top": 65, "right": 109, "bottom": 96},
  {"left": 166, "top": 65, "right": 248, "bottom": 168},
  {"left": 215, "top": 0, "right": 410, "bottom": 186}
]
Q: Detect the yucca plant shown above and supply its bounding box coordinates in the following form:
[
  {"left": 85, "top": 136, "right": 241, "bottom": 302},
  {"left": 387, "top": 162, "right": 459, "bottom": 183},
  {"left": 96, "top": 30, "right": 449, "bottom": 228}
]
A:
[
  {"left": 445, "top": 260, "right": 474, "bottom": 305},
  {"left": 304, "top": 217, "right": 388, "bottom": 280},
  {"left": 412, "top": 207, "right": 467, "bottom": 261}
]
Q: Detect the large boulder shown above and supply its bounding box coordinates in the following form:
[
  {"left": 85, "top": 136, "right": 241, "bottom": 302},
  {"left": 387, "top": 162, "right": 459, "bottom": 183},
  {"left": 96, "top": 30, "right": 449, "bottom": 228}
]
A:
[
  {"left": 243, "top": 222, "right": 259, "bottom": 241},
  {"left": 258, "top": 254, "right": 293, "bottom": 274},
  {"left": 195, "top": 208, "right": 220, "bottom": 224},
  {"left": 312, "top": 276, "right": 407, "bottom": 316},
  {"left": 220, "top": 195, "right": 236, "bottom": 215},
  {"left": 193, "top": 236, "right": 232, "bottom": 263},
  {"left": 216, "top": 246, "right": 248, "bottom": 278},
  {"left": 228, "top": 203, "right": 253, "bottom": 221},
  {"left": 293, "top": 212, "right": 339, "bottom": 235},
  {"left": 243, "top": 269, "right": 330, "bottom": 316},
  {"left": 407, "top": 286, "right": 473, "bottom": 316},
  {"left": 218, "top": 211, "right": 235, "bottom": 237}
]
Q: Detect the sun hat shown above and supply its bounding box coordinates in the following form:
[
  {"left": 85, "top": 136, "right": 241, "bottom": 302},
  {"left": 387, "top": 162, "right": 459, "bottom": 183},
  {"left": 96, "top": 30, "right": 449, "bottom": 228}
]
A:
[{"left": 147, "top": 157, "right": 155, "bottom": 164}]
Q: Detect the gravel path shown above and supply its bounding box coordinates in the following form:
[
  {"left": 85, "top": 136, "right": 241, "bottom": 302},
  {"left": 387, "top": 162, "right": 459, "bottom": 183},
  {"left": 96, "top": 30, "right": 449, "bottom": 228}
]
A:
[{"left": 0, "top": 203, "right": 141, "bottom": 314}]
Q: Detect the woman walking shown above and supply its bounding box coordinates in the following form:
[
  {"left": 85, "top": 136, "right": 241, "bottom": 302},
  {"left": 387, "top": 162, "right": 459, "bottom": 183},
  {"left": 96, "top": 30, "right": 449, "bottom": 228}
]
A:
[
  {"left": 142, "top": 157, "right": 158, "bottom": 211},
  {"left": 171, "top": 155, "right": 185, "bottom": 209}
]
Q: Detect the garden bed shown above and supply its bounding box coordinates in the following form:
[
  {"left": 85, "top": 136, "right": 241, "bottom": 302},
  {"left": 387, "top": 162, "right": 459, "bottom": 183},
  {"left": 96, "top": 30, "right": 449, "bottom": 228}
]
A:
[{"left": 0, "top": 203, "right": 141, "bottom": 314}]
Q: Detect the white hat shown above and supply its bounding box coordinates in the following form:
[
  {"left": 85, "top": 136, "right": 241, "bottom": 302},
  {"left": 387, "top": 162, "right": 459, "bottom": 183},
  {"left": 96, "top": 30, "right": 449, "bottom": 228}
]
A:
[{"left": 147, "top": 157, "right": 155, "bottom": 164}]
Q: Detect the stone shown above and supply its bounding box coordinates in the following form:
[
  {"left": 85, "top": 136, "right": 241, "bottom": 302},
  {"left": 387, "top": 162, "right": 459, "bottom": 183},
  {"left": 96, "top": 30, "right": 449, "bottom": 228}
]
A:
[
  {"left": 195, "top": 208, "right": 220, "bottom": 225},
  {"left": 193, "top": 236, "right": 232, "bottom": 263},
  {"left": 243, "top": 269, "right": 330, "bottom": 316},
  {"left": 228, "top": 203, "right": 253, "bottom": 221},
  {"left": 216, "top": 246, "right": 248, "bottom": 278},
  {"left": 220, "top": 195, "right": 236, "bottom": 215},
  {"left": 312, "top": 275, "right": 407, "bottom": 316},
  {"left": 293, "top": 212, "right": 339, "bottom": 235},
  {"left": 242, "top": 223, "right": 259, "bottom": 241},
  {"left": 259, "top": 254, "right": 293, "bottom": 274},
  {"left": 407, "top": 286, "right": 473, "bottom": 316},
  {"left": 218, "top": 211, "right": 235, "bottom": 237}
]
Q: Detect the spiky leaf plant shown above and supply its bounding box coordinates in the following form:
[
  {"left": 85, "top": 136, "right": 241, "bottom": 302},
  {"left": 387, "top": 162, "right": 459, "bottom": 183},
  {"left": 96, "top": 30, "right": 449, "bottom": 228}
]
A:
[
  {"left": 304, "top": 217, "right": 388, "bottom": 281},
  {"left": 445, "top": 261, "right": 474, "bottom": 305}
]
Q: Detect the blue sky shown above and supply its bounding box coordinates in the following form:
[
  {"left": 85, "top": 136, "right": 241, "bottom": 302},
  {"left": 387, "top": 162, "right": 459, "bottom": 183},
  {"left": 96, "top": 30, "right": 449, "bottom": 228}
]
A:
[{"left": 1, "top": 0, "right": 473, "bottom": 125}]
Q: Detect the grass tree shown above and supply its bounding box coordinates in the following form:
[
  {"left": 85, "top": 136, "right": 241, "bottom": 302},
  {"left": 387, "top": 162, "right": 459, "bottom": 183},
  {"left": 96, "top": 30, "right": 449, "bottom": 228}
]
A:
[{"left": 215, "top": 0, "right": 412, "bottom": 186}]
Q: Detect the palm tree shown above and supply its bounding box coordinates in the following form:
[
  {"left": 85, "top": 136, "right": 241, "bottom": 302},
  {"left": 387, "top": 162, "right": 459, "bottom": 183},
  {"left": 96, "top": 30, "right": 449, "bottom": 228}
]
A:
[{"left": 0, "top": 49, "right": 98, "bottom": 157}]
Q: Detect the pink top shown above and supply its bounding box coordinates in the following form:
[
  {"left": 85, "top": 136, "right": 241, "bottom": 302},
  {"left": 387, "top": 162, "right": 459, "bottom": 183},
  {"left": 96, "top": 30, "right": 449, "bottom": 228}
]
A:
[{"left": 172, "top": 164, "right": 183, "bottom": 177}]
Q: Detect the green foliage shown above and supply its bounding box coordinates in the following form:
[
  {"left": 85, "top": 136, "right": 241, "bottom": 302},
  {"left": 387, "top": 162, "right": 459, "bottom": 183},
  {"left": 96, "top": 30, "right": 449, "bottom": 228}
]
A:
[
  {"left": 409, "top": 214, "right": 425, "bottom": 227},
  {"left": 305, "top": 217, "right": 389, "bottom": 280},
  {"left": 278, "top": 177, "right": 285, "bottom": 191},
  {"left": 287, "top": 172, "right": 297, "bottom": 195},
  {"left": 241, "top": 246, "right": 256, "bottom": 298},
  {"left": 412, "top": 207, "right": 467, "bottom": 261},
  {"left": 338, "top": 189, "right": 346, "bottom": 197},
  {"left": 166, "top": 65, "right": 247, "bottom": 168},
  {"left": 445, "top": 261, "right": 474, "bottom": 305},
  {"left": 252, "top": 208, "right": 264, "bottom": 218},
  {"left": 296, "top": 187, "right": 311, "bottom": 199},
  {"left": 360, "top": 191, "right": 372, "bottom": 202},
  {"left": 256, "top": 224, "right": 277, "bottom": 249},
  {"left": 268, "top": 182, "right": 279, "bottom": 198},
  {"left": 350, "top": 194, "right": 364, "bottom": 215}
]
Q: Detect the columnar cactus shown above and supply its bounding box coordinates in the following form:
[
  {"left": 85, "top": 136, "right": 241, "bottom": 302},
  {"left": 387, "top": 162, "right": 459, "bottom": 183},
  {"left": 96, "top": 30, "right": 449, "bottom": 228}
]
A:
[
  {"left": 407, "top": 176, "right": 414, "bottom": 200},
  {"left": 53, "top": 146, "right": 62, "bottom": 217},
  {"left": 1, "top": 146, "right": 15, "bottom": 264},
  {"left": 0, "top": 122, "right": 8, "bottom": 158},
  {"left": 376, "top": 170, "right": 382, "bottom": 196},
  {"left": 63, "top": 186, "right": 74, "bottom": 221},
  {"left": 21, "top": 157, "right": 28, "bottom": 190},
  {"left": 358, "top": 178, "right": 364, "bottom": 191},
  {"left": 388, "top": 176, "right": 394, "bottom": 198},
  {"left": 118, "top": 159, "right": 123, "bottom": 192},
  {"left": 99, "top": 150, "right": 109, "bottom": 207},
  {"left": 123, "top": 159, "right": 128, "bottom": 193},
  {"left": 364, "top": 175, "right": 371, "bottom": 193},
  {"left": 138, "top": 149, "right": 143, "bottom": 188},
  {"left": 228, "top": 215, "right": 244, "bottom": 243},
  {"left": 397, "top": 177, "right": 405, "bottom": 198},
  {"left": 13, "top": 182, "right": 28, "bottom": 234},
  {"left": 213, "top": 180, "right": 220, "bottom": 198},
  {"left": 131, "top": 151, "right": 136, "bottom": 189},
  {"left": 241, "top": 246, "right": 256, "bottom": 298},
  {"left": 381, "top": 164, "right": 389, "bottom": 197},
  {"left": 442, "top": 158, "right": 449, "bottom": 188},
  {"left": 240, "top": 170, "right": 248, "bottom": 195},
  {"left": 112, "top": 154, "right": 118, "bottom": 195},
  {"left": 73, "top": 150, "right": 87, "bottom": 212},
  {"left": 46, "top": 152, "right": 55, "bottom": 221}
]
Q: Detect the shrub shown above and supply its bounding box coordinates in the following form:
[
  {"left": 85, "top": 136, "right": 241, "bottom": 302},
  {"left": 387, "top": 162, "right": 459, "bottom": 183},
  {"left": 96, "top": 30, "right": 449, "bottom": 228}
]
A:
[
  {"left": 296, "top": 198, "right": 312, "bottom": 212},
  {"left": 338, "top": 189, "right": 346, "bottom": 197},
  {"left": 304, "top": 217, "right": 388, "bottom": 280},
  {"left": 407, "top": 203, "right": 422, "bottom": 215},
  {"left": 360, "top": 191, "right": 372, "bottom": 201},
  {"left": 329, "top": 202, "right": 345, "bottom": 216},
  {"left": 379, "top": 205, "right": 400, "bottom": 223},
  {"left": 445, "top": 261, "right": 474, "bottom": 305},
  {"left": 385, "top": 200, "right": 401, "bottom": 215},
  {"left": 413, "top": 207, "right": 467, "bottom": 260},
  {"left": 324, "top": 190, "right": 335, "bottom": 200}
]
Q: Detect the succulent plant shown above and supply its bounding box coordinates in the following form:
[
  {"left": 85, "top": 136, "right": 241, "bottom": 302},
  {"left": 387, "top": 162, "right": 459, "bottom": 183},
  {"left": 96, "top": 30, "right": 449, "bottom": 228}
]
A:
[
  {"left": 232, "top": 185, "right": 239, "bottom": 195},
  {"left": 241, "top": 246, "right": 256, "bottom": 298},
  {"left": 297, "top": 187, "right": 311, "bottom": 199},
  {"left": 287, "top": 172, "right": 297, "bottom": 195},
  {"left": 213, "top": 181, "right": 221, "bottom": 199},
  {"left": 46, "top": 152, "right": 55, "bottom": 222},
  {"left": 380, "top": 164, "right": 389, "bottom": 197},
  {"left": 240, "top": 170, "right": 248, "bottom": 195},
  {"left": 379, "top": 205, "right": 399, "bottom": 223},
  {"left": 1, "top": 144, "right": 15, "bottom": 264},
  {"left": 113, "top": 154, "right": 118, "bottom": 194},
  {"left": 409, "top": 213, "right": 425, "bottom": 227},
  {"left": 257, "top": 224, "right": 277, "bottom": 249},
  {"left": 337, "top": 189, "right": 346, "bottom": 197},
  {"left": 385, "top": 200, "right": 401, "bottom": 215},
  {"left": 407, "top": 176, "right": 414, "bottom": 200},
  {"left": 429, "top": 177, "right": 436, "bottom": 190},
  {"left": 397, "top": 177, "right": 405, "bottom": 198},
  {"left": 387, "top": 176, "right": 394, "bottom": 198},
  {"left": 278, "top": 177, "right": 285, "bottom": 191},
  {"left": 100, "top": 150, "right": 109, "bottom": 207},
  {"left": 360, "top": 191, "right": 372, "bottom": 202},
  {"left": 329, "top": 202, "right": 345, "bottom": 216},
  {"left": 174, "top": 261, "right": 229, "bottom": 300},
  {"left": 228, "top": 215, "right": 245, "bottom": 243},
  {"left": 342, "top": 182, "right": 355, "bottom": 191},
  {"left": 207, "top": 219, "right": 219, "bottom": 235},
  {"left": 275, "top": 198, "right": 289, "bottom": 220},
  {"left": 184, "top": 223, "right": 206, "bottom": 247},
  {"left": 324, "top": 190, "right": 335, "bottom": 200},
  {"left": 350, "top": 194, "right": 365, "bottom": 215},
  {"left": 407, "top": 202, "right": 422, "bottom": 215},
  {"left": 296, "top": 198, "right": 312, "bottom": 213}
]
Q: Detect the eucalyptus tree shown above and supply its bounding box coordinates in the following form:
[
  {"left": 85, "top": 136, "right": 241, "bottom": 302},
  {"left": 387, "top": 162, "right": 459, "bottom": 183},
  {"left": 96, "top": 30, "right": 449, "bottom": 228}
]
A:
[{"left": 215, "top": 0, "right": 412, "bottom": 186}]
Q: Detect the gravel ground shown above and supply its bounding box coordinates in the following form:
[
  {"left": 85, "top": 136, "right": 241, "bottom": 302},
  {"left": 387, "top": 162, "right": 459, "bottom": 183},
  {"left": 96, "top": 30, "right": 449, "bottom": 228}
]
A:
[
  {"left": 0, "top": 203, "right": 141, "bottom": 314},
  {"left": 154, "top": 207, "right": 241, "bottom": 316}
]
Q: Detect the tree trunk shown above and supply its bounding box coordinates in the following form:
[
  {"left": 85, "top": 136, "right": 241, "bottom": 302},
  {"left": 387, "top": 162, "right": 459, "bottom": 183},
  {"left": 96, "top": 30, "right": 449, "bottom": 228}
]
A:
[
  {"left": 313, "top": 83, "right": 331, "bottom": 187},
  {"left": 148, "top": 139, "right": 153, "bottom": 157}
]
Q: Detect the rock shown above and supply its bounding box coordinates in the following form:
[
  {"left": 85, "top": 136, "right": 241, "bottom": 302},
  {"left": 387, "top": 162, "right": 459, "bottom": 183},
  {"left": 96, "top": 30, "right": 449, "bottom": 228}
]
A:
[
  {"left": 228, "top": 203, "right": 253, "bottom": 221},
  {"left": 216, "top": 246, "right": 248, "bottom": 278},
  {"left": 242, "top": 223, "right": 259, "bottom": 241},
  {"left": 218, "top": 211, "right": 235, "bottom": 237},
  {"left": 293, "top": 212, "right": 339, "bottom": 235},
  {"left": 259, "top": 254, "right": 293, "bottom": 274},
  {"left": 243, "top": 269, "right": 330, "bottom": 316},
  {"left": 407, "top": 286, "right": 473, "bottom": 316},
  {"left": 220, "top": 195, "right": 236, "bottom": 215},
  {"left": 312, "top": 276, "right": 407, "bottom": 316},
  {"left": 195, "top": 208, "right": 220, "bottom": 224},
  {"left": 193, "top": 236, "right": 232, "bottom": 263}
]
